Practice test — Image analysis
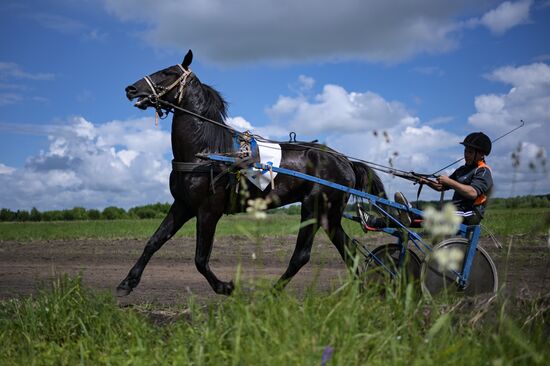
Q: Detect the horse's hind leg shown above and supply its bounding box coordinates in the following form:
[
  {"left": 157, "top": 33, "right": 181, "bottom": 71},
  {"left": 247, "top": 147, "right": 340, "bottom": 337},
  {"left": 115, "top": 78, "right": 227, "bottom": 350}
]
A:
[
  {"left": 116, "top": 200, "right": 192, "bottom": 296},
  {"left": 325, "top": 220, "right": 358, "bottom": 271},
  {"left": 323, "top": 198, "right": 359, "bottom": 272},
  {"left": 274, "top": 200, "right": 320, "bottom": 290}
]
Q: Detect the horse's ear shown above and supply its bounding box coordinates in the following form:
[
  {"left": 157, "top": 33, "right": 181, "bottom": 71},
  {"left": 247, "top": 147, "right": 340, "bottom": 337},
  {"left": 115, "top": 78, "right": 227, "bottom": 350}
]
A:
[{"left": 182, "top": 50, "right": 193, "bottom": 69}]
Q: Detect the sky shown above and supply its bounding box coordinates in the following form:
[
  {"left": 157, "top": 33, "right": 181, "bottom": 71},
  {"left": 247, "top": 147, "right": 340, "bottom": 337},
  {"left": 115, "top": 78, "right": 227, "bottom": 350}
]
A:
[{"left": 0, "top": 0, "right": 549, "bottom": 211}]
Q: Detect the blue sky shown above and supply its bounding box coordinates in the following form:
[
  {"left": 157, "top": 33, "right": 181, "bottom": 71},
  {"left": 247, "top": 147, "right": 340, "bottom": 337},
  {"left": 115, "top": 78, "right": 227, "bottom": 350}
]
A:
[{"left": 0, "top": 0, "right": 548, "bottom": 210}]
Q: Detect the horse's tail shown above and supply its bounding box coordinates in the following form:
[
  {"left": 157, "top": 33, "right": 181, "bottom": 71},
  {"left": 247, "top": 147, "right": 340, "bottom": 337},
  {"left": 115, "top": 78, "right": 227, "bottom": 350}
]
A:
[{"left": 351, "top": 161, "right": 387, "bottom": 199}]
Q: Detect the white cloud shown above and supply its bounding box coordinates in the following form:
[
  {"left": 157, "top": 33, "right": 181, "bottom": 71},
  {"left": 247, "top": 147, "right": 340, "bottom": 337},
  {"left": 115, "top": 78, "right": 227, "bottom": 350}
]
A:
[
  {"left": 487, "top": 62, "right": 550, "bottom": 86},
  {"left": 0, "top": 116, "right": 172, "bottom": 210},
  {"left": 0, "top": 62, "right": 55, "bottom": 81},
  {"left": 0, "top": 62, "right": 54, "bottom": 106},
  {"left": 297, "top": 75, "right": 315, "bottom": 92},
  {"left": 0, "top": 163, "right": 15, "bottom": 175},
  {"left": 262, "top": 76, "right": 465, "bottom": 199},
  {"left": 103, "top": 0, "right": 500, "bottom": 64},
  {"left": 267, "top": 84, "right": 417, "bottom": 135},
  {"left": 226, "top": 116, "right": 253, "bottom": 131},
  {"left": 479, "top": 0, "right": 532, "bottom": 35}
]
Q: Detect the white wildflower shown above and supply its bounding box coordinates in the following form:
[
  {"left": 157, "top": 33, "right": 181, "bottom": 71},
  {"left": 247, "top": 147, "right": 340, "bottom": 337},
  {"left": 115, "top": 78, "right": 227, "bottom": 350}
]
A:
[
  {"left": 246, "top": 197, "right": 271, "bottom": 220},
  {"left": 251, "top": 252, "right": 257, "bottom": 260},
  {"left": 422, "top": 203, "right": 462, "bottom": 239},
  {"left": 433, "top": 247, "right": 464, "bottom": 272}
]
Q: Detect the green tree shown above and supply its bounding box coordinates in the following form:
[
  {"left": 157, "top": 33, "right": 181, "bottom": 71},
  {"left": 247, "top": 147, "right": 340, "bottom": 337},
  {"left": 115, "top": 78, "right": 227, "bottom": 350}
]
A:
[
  {"left": 15, "top": 210, "right": 30, "bottom": 222},
  {"left": 29, "top": 207, "right": 42, "bottom": 221},
  {"left": 0, "top": 208, "right": 16, "bottom": 222},
  {"left": 87, "top": 209, "right": 101, "bottom": 220},
  {"left": 101, "top": 206, "right": 126, "bottom": 220}
]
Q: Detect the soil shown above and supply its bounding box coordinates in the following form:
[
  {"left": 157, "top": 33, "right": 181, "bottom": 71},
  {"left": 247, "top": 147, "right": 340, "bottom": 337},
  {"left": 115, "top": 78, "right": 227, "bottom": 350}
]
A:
[{"left": 0, "top": 234, "right": 548, "bottom": 306}]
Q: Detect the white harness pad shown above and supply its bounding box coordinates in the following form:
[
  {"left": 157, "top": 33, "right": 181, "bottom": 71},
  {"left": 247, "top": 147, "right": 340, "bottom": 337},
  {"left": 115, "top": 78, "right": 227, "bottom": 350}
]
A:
[{"left": 244, "top": 141, "right": 281, "bottom": 190}]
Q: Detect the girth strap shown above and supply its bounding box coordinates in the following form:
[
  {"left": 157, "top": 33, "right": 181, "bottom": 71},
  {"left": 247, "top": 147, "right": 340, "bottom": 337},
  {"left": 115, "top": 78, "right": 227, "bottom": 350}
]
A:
[{"left": 172, "top": 160, "right": 220, "bottom": 173}]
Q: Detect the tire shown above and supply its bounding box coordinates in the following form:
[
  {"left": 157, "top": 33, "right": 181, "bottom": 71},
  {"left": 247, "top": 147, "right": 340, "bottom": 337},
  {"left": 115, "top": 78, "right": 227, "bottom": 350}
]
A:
[
  {"left": 364, "top": 243, "right": 421, "bottom": 285},
  {"left": 421, "top": 237, "right": 498, "bottom": 297}
]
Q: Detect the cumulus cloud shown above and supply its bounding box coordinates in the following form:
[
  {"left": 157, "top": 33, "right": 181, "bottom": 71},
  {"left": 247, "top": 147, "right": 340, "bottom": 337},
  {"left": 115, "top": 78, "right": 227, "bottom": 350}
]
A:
[
  {"left": 0, "top": 163, "right": 15, "bottom": 175},
  {"left": 226, "top": 116, "right": 254, "bottom": 131},
  {"left": 468, "top": 62, "right": 549, "bottom": 196},
  {"left": 0, "top": 116, "right": 172, "bottom": 210},
  {"left": 479, "top": 0, "right": 532, "bottom": 35},
  {"left": 103, "top": 0, "right": 507, "bottom": 64},
  {"left": 262, "top": 77, "right": 465, "bottom": 199},
  {"left": 267, "top": 83, "right": 418, "bottom": 135}
]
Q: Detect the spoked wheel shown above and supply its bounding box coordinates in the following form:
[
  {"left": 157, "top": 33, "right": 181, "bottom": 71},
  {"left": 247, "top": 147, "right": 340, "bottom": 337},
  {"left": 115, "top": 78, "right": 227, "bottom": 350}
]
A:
[
  {"left": 364, "top": 244, "right": 421, "bottom": 286},
  {"left": 421, "top": 238, "right": 498, "bottom": 297}
]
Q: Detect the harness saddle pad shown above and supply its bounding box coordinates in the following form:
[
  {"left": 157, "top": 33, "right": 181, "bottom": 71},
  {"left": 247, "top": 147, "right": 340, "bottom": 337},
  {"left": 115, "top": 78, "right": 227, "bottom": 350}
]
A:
[{"left": 243, "top": 141, "right": 281, "bottom": 190}]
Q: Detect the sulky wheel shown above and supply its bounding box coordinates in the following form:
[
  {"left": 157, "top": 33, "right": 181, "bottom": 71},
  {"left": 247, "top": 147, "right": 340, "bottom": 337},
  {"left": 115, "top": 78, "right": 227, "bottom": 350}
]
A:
[
  {"left": 364, "top": 243, "right": 421, "bottom": 286},
  {"left": 421, "top": 237, "right": 498, "bottom": 297}
]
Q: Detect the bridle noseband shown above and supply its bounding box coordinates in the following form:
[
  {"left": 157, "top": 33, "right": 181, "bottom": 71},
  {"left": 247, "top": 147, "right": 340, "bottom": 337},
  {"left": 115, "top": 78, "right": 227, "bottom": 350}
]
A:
[{"left": 138, "top": 64, "right": 193, "bottom": 118}]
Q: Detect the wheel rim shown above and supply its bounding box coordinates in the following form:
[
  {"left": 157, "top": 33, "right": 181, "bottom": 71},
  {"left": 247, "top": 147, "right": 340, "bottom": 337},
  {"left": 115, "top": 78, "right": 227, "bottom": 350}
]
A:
[
  {"left": 421, "top": 238, "right": 498, "bottom": 297},
  {"left": 364, "top": 243, "right": 421, "bottom": 286}
]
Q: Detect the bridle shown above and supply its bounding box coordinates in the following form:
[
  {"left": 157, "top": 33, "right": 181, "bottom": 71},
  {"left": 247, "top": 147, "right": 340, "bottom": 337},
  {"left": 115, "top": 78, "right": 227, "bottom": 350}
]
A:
[{"left": 136, "top": 64, "right": 193, "bottom": 120}]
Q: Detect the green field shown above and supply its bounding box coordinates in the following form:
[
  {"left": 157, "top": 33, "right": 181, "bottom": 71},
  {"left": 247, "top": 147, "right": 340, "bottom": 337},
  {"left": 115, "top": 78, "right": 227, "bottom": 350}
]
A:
[{"left": 1, "top": 207, "right": 548, "bottom": 241}]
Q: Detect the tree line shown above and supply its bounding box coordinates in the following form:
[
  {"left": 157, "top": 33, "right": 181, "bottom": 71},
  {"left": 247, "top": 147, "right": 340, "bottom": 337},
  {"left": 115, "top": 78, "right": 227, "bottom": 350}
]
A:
[
  {"left": 0, "top": 195, "right": 548, "bottom": 222},
  {"left": 0, "top": 203, "right": 171, "bottom": 222}
]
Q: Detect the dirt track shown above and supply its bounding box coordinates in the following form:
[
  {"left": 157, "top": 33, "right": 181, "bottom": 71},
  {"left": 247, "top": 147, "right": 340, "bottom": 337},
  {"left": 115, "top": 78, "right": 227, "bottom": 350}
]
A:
[{"left": 0, "top": 235, "right": 548, "bottom": 305}]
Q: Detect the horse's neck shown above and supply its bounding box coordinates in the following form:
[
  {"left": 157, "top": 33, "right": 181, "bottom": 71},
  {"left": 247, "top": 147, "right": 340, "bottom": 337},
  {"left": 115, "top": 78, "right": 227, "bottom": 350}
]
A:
[
  {"left": 170, "top": 113, "right": 232, "bottom": 162},
  {"left": 171, "top": 115, "right": 202, "bottom": 162}
]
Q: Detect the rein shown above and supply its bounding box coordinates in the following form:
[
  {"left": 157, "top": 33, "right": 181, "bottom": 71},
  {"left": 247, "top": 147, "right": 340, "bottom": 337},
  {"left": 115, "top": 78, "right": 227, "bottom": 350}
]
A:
[
  {"left": 156, "top": 98, "right": 438, "bottom": 184},
  {"left": 141, "top": 73, "right": 439, "bottom": 188}
]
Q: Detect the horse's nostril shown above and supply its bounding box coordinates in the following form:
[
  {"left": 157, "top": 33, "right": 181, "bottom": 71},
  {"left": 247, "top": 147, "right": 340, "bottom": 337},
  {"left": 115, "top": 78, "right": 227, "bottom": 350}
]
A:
[{"left": 125, "top": 85, "right": 137, "bottom": 94}]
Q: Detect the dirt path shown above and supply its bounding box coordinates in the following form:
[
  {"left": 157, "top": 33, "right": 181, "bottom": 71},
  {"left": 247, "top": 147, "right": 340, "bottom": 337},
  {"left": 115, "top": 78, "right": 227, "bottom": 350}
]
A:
[{"left": 0, "top": 235, "right": 548, "bottom": 305}]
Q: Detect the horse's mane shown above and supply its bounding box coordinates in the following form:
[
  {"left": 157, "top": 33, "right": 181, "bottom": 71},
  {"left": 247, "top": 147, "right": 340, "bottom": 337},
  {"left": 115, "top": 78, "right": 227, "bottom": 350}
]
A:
[{"left": 185, "top": 80, "right": 234, "bottom": 153}]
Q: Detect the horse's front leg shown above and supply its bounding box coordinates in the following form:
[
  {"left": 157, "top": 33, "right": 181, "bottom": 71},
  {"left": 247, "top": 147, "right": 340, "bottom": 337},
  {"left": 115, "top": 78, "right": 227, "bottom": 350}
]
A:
[
  {"left": 116, "top": 200, "right": 192, "bottom": 296},
  {"left": 195, "top": 205, "right": 234, "bottom": 295}
]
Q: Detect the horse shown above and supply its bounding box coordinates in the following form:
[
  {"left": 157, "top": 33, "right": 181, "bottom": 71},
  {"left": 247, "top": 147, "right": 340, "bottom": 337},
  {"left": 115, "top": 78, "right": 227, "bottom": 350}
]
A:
[{"left": 117, "top": 50, "right": 386, "bottom": 296}]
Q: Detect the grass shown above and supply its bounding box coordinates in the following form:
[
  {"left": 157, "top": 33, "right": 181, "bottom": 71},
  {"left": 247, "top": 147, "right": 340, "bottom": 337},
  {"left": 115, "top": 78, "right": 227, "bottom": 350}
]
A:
[
  {"left": 0, "top": 275, "right": 548, "bottom": 365},
  {"left": 0, "top": 207, "right": 548, "bottom": 241}
]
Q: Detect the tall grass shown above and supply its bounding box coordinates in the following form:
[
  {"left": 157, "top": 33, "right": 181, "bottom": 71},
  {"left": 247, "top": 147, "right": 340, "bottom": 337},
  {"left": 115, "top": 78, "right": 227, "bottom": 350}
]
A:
[{"left": 1, "top": 275, "right": 548, "bottom": 365}]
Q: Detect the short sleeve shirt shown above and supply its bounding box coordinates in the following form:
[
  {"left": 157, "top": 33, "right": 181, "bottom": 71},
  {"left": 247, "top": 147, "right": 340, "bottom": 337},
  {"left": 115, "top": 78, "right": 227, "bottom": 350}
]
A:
[{"left": 449, "top": 163, "right": 493, "bottom": 215}]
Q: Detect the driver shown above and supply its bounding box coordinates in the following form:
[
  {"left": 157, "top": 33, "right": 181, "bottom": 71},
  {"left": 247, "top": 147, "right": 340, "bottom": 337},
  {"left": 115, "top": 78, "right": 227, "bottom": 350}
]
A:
[{"left": 359, "top": 132, "right": 494, "bottom": 230}]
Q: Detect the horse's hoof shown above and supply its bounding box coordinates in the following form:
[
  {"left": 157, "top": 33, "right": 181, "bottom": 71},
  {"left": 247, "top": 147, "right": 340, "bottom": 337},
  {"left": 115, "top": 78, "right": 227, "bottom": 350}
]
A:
[
  {"left": 116, "top": 280, "right": 133, "bottom": 297},
  {"left": 216, "top": 280, "right": 235, "bottom": 295},
  {"left": 225, "top": 280, "right": 235, "bottom": 295}
]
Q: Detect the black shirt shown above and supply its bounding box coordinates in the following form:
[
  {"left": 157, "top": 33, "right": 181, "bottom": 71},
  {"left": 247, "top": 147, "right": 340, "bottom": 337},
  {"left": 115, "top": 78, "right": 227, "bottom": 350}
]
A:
[{"left": 449, "top": 162, "right": 493, "bottom": 215}]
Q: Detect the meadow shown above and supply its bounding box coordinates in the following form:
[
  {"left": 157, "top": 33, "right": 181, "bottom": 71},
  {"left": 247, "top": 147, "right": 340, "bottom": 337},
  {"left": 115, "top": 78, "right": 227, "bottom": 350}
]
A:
[{"left": 1, "top": 207, "right": 548, "bottom": 241}]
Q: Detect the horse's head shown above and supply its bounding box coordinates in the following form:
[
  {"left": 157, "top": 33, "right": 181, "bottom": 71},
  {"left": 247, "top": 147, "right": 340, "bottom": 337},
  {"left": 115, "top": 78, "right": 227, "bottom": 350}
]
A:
[{"left": 125, "top": 50, "right": 194, "bottom": 110}]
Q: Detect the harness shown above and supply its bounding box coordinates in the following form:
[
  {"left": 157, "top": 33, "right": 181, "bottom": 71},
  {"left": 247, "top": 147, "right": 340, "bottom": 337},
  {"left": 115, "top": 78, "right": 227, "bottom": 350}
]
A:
[{"left": 136, "top": 64, "right": 193, "bottom": 125}]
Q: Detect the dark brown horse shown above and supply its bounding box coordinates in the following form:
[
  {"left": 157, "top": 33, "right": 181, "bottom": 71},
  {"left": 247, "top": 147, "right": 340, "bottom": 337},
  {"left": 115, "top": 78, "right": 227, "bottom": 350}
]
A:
[{"left": 117, "top": 50, "right": 385, "bottom": 296}]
